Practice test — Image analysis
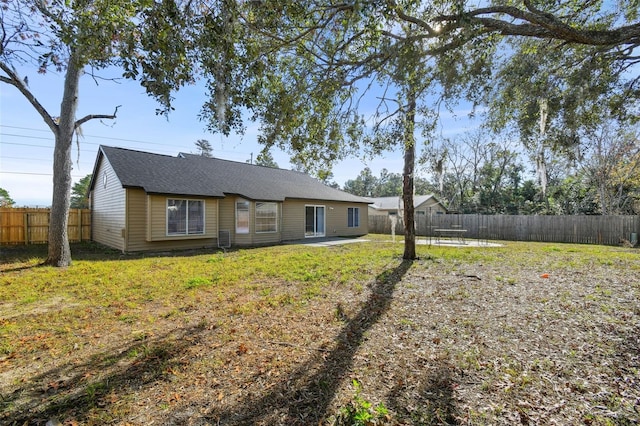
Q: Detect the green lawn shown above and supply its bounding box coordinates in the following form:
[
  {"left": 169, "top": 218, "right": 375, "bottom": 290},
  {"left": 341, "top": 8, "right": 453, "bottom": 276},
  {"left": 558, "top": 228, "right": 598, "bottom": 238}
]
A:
[{"left": 1, "top": 237, "right": 638, "bottom": 425}]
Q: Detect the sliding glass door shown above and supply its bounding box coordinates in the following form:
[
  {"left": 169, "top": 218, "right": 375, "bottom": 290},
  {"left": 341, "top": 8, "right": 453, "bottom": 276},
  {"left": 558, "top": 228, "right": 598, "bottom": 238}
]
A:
[{"left": 305, "top": 205, "right": 325, "bottom": 237}]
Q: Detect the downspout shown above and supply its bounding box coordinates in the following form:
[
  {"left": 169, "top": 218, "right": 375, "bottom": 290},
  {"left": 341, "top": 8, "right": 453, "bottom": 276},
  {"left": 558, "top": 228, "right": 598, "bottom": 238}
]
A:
[
  {"left": 217, "top": 198, "right": 220, "bottom": 246},
  {"left": 280, "top": 201, "right": 283, "bottom": 243},
  {"left": 123, "top": 189, "right": 128, "bottom": 253},
  {"left": 89, "top": 190, "right": 94, "bottom": 243}
]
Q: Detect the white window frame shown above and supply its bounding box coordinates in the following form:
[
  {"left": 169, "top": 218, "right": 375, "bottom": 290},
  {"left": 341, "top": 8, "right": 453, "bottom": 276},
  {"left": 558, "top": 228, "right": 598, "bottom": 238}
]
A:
[
  {"left": 255, "top": 202, "right": 278, "bottom": 233},
  {"left": 347, "top": 207, "right": 360, "bottom": 228},
  {"left": 166, "top": 199, "right": 205, "bottom": 236},
  {"left": 236, "top": 199, "right": 250, "bottom": 234}
]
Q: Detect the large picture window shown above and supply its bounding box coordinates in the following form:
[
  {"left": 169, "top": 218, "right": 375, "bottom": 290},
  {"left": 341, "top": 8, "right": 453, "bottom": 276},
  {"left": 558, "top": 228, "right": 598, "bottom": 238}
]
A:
[
  {"left": 348, "top": 207, "right": 360, "bottom": 228},
  {"left": 167, "top": 199, "right": 204, "bottom": 235},
  {"left": 236, "top": 199, "right": 250, "bottom": 234},
  {"left": 255, "top": 202, "right": 277, "bottom": 233}
]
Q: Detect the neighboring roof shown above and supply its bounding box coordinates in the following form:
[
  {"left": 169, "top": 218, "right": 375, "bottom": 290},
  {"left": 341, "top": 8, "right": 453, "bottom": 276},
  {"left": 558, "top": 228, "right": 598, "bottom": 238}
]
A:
[
  {"left": 89, "top": 146, "right": 369, "bottom": 203},
  {"left": 369, "top": 195, "right": 442, "bottom": 210}
]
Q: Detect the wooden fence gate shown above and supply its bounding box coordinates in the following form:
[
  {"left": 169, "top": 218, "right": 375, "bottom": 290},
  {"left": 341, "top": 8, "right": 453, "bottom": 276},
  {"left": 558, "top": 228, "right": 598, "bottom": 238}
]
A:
[{"left": 0, "top": 208, "right": 91, "bottom": 245}]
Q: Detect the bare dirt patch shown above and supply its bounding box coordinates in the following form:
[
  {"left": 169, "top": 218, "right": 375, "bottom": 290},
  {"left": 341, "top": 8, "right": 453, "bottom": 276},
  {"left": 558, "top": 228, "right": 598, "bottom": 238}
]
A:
[{"left": 1, "top": 241, "right": 638, "bottom": 425}]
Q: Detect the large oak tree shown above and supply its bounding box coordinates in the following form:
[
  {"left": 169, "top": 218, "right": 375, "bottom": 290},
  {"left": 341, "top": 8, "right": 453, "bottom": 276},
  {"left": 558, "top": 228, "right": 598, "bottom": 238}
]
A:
[
  {"left": 1, "top": 0, "right": 196, "bottom": 266},
  {"left": 197, "top": 1, "right": 482, "bottom": 259},
  {"left": 196, "top": 0, "right": 638, "bottom": 259}
]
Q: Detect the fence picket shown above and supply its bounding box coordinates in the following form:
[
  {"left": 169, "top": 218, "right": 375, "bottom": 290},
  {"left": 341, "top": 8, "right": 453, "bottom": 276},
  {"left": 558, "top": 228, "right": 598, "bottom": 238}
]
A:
[
  {"left": 369, "top": 213, "right": 640, "bottom": 246},
  {"left": 0, "top": 208, "right": 91, "bottom": 245}
]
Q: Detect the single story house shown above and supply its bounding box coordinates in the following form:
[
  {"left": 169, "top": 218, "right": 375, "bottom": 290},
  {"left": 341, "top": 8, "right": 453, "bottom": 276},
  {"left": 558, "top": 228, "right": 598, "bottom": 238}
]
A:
[
  {"left": 368, "top": 194, "right": 447, "bottom": 217},
  {"left": 88, "top": 146, "right": 370, "bottom": 252}
]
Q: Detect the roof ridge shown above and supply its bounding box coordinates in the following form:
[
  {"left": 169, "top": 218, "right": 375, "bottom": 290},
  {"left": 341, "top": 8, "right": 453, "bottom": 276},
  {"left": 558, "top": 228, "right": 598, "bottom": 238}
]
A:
[
  {"left": 370, "top": 194, "right": 434, "bottom": 199},
  {"left": 101, "top": 145, "right": 177, "bottom": 159},
  {"left": 178, "top": 152, "right": 309, "bottom": 175}
]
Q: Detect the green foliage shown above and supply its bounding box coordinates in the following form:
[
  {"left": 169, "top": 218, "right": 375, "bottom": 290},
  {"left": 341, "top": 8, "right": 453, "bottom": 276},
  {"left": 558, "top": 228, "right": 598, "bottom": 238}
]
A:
[
  {"left": 255, "top": 150, "right": 279, "bottom": 168},
  {"left": 70, "top": 174, "right": 91, "bottom": 209},
  {"left": 194, "top": 140, "right": 213, "bottom": 157},
  {"left": 196, "top": 2, "right": 450, "bottom": 174},
  {"left": 4, "top": 0, "right": 194, "bottom": 108},
  {"left": 120, "top": 0, "right": 195, "bottom": 113},
  {"left": 0, "top": 187, "right": 15, "bottom": 207},
  {"left": 343, "top": 168, "right": 432, "bottom": 198},
  {"left": 481, "top": 34, "right": 636, "bottom": 212},
  {"left": 419, "top": 122, "right": 640, "bottom": 215},
  {"left": 185, "top": 276, "right": 217, "bottom": 290},
  {"left": 343, "top": 168, "right": 378, "bottom": 197},
  {"left": 487, "top": 38, "right": 626, "bottom": 148},
  {"left": 334, "top": 380, "right": 390, "bottom": 426}
]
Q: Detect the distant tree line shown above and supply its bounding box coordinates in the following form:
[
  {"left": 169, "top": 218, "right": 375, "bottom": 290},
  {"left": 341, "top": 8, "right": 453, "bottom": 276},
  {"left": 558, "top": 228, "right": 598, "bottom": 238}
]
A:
[
  {"left": 343, "top": 123, "right": 639, "bottom": 216},
  {"left": 342, "top": 168, "right": 431, "bottom": 199}
]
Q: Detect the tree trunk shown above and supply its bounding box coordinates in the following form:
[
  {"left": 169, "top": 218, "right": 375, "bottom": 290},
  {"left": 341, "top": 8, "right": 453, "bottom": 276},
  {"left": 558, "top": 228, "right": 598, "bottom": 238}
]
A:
[
  {"left": 45, "top": 54, "right": 82, "bottom": 267},
  {"left": 402, "top": 90, "right": 416, "bottom": 260}
]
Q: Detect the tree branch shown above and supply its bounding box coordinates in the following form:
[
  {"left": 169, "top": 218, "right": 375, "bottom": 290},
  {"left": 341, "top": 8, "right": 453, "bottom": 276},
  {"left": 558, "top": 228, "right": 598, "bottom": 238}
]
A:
[
  {"left": 75, "top": 105, "right": 121, "bottom": 128},
  {"left": 0, "top": 61, "right": 59, "bottom": 133},
  {"left": 436, "top": 6, "right": 640, "bottom": 47},
  {"left": 387, "top": 0, "right": 441, "bottom": 37}
]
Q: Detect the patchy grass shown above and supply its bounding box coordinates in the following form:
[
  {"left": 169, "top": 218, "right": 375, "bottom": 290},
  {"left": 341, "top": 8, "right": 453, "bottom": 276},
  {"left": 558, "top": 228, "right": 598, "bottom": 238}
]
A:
[{"left": 0, "top": 238, "right": 638, "bottom": 425}]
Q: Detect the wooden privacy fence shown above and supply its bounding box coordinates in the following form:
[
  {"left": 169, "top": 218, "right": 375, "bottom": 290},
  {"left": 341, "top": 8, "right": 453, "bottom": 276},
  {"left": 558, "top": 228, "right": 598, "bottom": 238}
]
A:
[
  {"left": 369, "top": 214, "right": 640, "bottom": 246},
  {"left": 0, "top": 208, "right": 91, "bottom": 245}
]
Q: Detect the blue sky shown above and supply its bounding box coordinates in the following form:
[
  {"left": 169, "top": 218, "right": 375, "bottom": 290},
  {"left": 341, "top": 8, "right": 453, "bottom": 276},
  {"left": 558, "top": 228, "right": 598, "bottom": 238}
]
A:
[{"left": 0, "top": 66, "right": 478, "bottom": 207}]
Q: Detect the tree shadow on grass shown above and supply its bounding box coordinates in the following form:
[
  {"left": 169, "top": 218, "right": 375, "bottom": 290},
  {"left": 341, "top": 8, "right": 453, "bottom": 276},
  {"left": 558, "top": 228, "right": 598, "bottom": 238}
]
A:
[
  {"left": 385, "top": 363, "right": 461, "bottom": 425},
  {"left": 601, "top": 320, "right": 640, "bottom": 423},
  {"left": 1, "top": 323, "right": 207, "bottom": 425},
  {"left": 0, "top": 243, "right": 117, "bottom": 271},
  {"left": 210, "top": 258, "right": 413, "bottom": 425},
  {"left": 0, "top": 242, "right": 222, "bottom": 268}
]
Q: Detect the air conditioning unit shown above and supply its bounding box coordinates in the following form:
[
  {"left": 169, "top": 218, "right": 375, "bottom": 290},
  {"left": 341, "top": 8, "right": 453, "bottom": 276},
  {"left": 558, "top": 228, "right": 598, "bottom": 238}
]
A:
[{"left": 218, "top": 230, "right": 231, "bottom": 249}]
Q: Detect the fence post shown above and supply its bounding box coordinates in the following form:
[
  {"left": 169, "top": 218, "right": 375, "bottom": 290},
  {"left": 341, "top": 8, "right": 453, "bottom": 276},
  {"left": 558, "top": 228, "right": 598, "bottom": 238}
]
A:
[
  {"left": 77, "top": 208, "right": 82, "bottom": 242},
  {"left": 24, "top": 213, "right": 29, "bottom": 244}
]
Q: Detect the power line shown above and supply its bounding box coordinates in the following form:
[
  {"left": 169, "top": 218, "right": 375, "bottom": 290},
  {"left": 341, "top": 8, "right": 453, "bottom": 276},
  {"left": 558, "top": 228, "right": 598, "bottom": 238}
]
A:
[
  {"left": 0, "top": 132, "right": 54, "bottom": 141},
  {"left": 0, "top": 170, "right": 88, "bottom": 178},
  {"left": 0, "top": 124, "right": 256, "bottom": 158},
  {"left": 0, "top": 124, "right": 162, "bottom": 145},
  {"left": 1, "top": 156, "right": 52, "bottom": 162},
  {"left": 0, "top": 125, "right": 52, "bottom": 133},
  {"left": 0, "top": 171, "right": 51, "bottom": 176},
  {"left": 0, "top": 140, "right": 95, "bottom": 151}
]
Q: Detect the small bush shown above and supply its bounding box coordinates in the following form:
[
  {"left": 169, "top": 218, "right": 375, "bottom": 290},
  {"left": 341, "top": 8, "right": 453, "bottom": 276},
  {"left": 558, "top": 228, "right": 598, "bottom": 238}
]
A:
[
  {"left": 185, "top": 277, "right": 213, "bottom": 289},
  {"left": 334, "top": 380, "right": 390, "bottom": 425}
]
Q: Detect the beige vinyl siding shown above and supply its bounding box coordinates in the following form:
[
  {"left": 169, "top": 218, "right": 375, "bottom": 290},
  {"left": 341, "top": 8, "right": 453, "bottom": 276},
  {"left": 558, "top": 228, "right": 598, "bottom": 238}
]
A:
[
  {"left": 370, "top": 198, "right": 446, "bottom": 216},
  {"left": 281, "top": 200, "right": 306, "bottom": 240},
  {"left": 416, "top": 199, "right": 447, "bottom": 214},
  {"left": 91, "top": 157, "right": 126, "bottom": 251},
  {"left": 368, "top": 207, "right": 390, "bottom": 217},
  {"left": 281, "top": 199, "right": 368, "bottom": 241},
  {"left": 325, "top": 202, "right": 368, "bottom": 237},
  {"left": 218, "top": 197, "right": 236, "bottom": 243},
  {"left": 123, "top": 190, "right": 218, "bottom": 252},
  {"left": 123, "top": 188, "right": 147, "bottom": 251}
]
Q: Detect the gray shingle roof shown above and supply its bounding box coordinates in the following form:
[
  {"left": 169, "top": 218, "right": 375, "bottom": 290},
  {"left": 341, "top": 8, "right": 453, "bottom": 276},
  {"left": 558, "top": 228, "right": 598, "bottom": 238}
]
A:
[
  {"left": 92, "top": 146, "right": 369, "bottom": 203},
  {"left": 369, "top": 195, "right": 438, "bottom": 210}
]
